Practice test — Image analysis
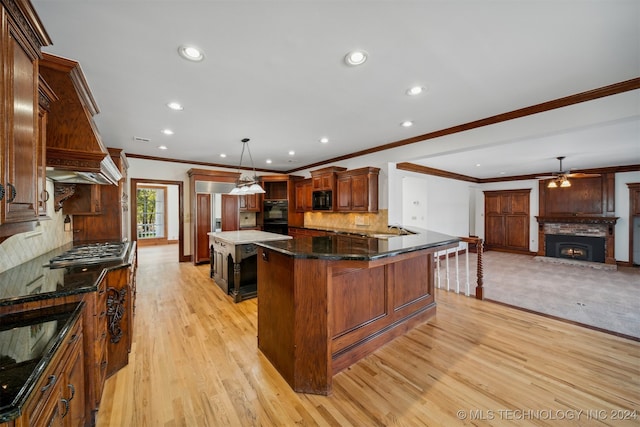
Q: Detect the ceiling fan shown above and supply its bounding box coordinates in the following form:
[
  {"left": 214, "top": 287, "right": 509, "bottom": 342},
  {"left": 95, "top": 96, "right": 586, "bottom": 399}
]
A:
[{"left": 537, "top": 156, "right": 600, "bottom": 188}]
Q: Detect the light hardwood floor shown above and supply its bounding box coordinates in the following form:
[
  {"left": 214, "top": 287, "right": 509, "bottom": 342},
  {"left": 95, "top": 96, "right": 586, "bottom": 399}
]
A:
[{"left": 96, "top": 245, "right": 640, "bottom": 426}]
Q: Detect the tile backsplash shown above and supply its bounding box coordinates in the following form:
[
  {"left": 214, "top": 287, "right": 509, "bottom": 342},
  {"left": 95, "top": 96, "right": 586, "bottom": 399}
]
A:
[
  {"left": 0, "top": 180, "right": 73, "bottom": 273},
  {"left": 304, "top": 209, "right": 389, "bottom": 233}
]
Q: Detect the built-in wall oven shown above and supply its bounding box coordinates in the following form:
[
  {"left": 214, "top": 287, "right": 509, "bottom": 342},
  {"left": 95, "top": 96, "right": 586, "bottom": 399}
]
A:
[{"left": 263, "top": 200, "right": 288, "bottom": 235}]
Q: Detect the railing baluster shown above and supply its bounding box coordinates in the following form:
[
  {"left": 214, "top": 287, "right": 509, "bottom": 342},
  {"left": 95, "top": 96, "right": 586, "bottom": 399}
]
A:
[
  {"left": 445, "top": 248, "right": 450, "bottom": 291},
  {"left": 455, "top": 247, "right": 459, "bottom": 294},
  {"left": 465, "top": 242, "right": 470, "bottom": 296},
  {"left": 436, "top": 236, "right": 483, "bottom": 299}
]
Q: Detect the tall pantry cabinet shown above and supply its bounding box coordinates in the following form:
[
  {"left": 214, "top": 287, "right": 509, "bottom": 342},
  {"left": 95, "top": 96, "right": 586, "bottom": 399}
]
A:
[
  {"left": 0, "top": 0, "right": 51, "bottom": 240},
  {"left": 483, "top": 189, "right": 531, "bottom": 253}
]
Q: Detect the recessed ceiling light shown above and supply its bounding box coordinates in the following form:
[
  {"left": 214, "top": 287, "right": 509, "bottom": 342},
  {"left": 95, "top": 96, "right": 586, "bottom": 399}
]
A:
[
  {"left": 178, "top": 45, "right": 204, "bottom": 62},
  {"left": 319, "top": 137, "right": 329, "bottom": 144},
  {"left": 400, "top": 120, "right": 413, "bottom": 127},
  {"left": 266, "top": 159, "right": 272, "bottom": 164},
  {"left": 220, "top": 153, "right": 227, "bottom": 158},
  {"left": 344, "top": 50, "right": 368, "bottom": 66},
  {"left": 288, "top": 150, "right": 295, "bottom": 156},
  {"left": 406, "top": 86, "right": 426, "bottom": 96},
  {"left": 476, "top": 163, "right": 481, "bottom": 167},
  {"left": 167, "top": 102, "right": 183, "bottom": 111},
  {"left": 161, "top": 129, "right": 174, "bottom": 135},
  {"left": 158, "top": 145, "right": 168, "bottom": 150}
]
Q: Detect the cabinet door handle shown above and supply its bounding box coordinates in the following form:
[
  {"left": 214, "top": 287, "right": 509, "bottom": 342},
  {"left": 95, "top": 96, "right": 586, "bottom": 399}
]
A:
[
  {"left": 41, "top": 374, "right": 56, "bottom": 392},
  {"left": 7, "top": 183, "right": 16, "bottom": 203},
  {"left": 68, "top": 383, "right": 75, "bottom": 401},
  {"left": 61, "top": 398, "right": 70, "bottom": 418},
  {"left": 69, "top": 333, "right": 80, "bottom": 344},
  {"left": 41, "top": 189, "right": 50, "bottom": 202}
]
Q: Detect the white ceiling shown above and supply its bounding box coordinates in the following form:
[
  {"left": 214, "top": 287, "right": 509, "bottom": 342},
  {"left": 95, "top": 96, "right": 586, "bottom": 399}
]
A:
[{"left": 32, "top": 0, "right": 640, "bottom": 179}]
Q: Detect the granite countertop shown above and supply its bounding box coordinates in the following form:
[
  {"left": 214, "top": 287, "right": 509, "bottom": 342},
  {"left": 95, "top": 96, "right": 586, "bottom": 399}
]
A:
[
  {"left": 256, "top": 229, "right": 460, "bottom": 261},
  {"left": 208, "top": 230, "right": 292, "bottom": 245},
  {"left": 0, "top": 241, "right": 134, "bottom": 307},
  {"left": 0, "top": 302, "right": 83, "bottom": 423}
]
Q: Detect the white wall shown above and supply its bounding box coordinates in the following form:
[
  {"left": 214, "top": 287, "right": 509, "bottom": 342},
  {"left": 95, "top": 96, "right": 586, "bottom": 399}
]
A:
[
  {"left": 389, "top": 165, "right": 469, "bottom": 237},
  {"left": 166, "top": 185, "right": 179, "bottom": 241}
]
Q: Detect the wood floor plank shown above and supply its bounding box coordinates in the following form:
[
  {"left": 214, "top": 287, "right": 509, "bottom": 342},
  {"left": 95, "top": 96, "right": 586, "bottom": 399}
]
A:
[{"left": 96, "top": 245, "right": 640, "bottom": 426}]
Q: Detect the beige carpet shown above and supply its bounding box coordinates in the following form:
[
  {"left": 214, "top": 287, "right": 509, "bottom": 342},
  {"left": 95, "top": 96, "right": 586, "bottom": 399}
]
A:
[{"left": 445, "top": 251, "right": 640, "bottom": 339}]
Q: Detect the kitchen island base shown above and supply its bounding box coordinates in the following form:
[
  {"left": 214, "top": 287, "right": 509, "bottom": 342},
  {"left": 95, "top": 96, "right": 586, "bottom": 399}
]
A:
[
  {"left": 209, "top": 231, "right": 292, "bottom": 303},
  {"left": 257, "top": 242, "right": 452, "bottom": 395}
]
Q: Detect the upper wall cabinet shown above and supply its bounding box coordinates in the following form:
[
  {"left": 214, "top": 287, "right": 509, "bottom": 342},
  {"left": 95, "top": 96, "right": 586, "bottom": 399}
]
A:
[
  {"left": 310, "top": 166, "right": 346, "bottom": 192},
  {"left": 0, "top": 0, "right": 51, "bottom": 240},
  {"left": 336, "top": 167, "right": 380, "bottom": 212}
]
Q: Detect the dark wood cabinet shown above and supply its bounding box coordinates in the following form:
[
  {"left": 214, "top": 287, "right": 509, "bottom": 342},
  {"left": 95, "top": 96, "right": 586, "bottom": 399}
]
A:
[
  {"left": 294, "top": 178, "right": 312, "bottom": 212},
  {"left": 37, "top": 77, "right": 56, "bottom": 217},
  {"left": 221, "top": 194, "right": 239, "bottom": 231},
  {"left": 64, "top": 148, "right": 128, "bottom": 243},
  {"left": 239, "top": 193, "right": 260, "bottom": 212},
  {"left": 105, "top": 250, "right": 137, "bottom": 378},
  {"left": 62, "top": 184, "right": 102, "bottom": 215},
  {"left": 335, "top": 167, "right": 379, "bottom": 212},
  {"left": 22, "top": 314, "right": 85, "bottom": 427},
  {"left": 484, "top": 189, "right": 531, "bottom": 253},
  {"left": 195, "top": 193, "right": 213, "bottom": 263},
  {"left": 0, "top": 0, "right": 51, "bottom": 240},
  {"left": 310, "top": 166, "right": 346, "bottom": 191},
  {"left": 260, "top": 175, "right": 304, "bottom": 227}
]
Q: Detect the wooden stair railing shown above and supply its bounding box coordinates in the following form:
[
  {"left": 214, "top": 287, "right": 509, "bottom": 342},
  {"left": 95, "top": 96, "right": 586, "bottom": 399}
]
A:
[{"left": 435, "top": 236, "right": 484, "bottom": 299}]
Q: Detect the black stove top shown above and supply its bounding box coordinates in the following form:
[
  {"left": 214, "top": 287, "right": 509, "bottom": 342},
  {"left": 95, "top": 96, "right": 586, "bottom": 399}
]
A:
[{"left": 49, "top": 242, "right": 127, "bottom": 269}]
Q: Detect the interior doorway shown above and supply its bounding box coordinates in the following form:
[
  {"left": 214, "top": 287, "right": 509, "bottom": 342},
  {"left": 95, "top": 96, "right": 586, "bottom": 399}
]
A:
[
  {"left": 131, "top": 178, "right": 186, "bottom": 262},
  {"left": 136, "top": 185, "right": 168, "bottom": 246}
]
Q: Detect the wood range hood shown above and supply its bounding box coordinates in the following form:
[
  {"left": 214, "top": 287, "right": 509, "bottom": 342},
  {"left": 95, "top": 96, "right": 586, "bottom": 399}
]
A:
[{"left": 39, "top": 52, "right": 121, "bottom": 185}]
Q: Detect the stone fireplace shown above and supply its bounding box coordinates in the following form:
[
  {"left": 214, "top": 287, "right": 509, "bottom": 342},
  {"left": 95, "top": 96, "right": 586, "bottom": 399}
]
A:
[{"left": 536, "top": 216, "right": 618, "bottom": 266}]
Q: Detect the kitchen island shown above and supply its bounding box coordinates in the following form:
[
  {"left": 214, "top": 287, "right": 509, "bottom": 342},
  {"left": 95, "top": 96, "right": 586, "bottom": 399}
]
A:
[
  {"left": 208, "top": 230, "right": 292, "bottom": 302},
  {"left": 255, "top": 230, "right": 459, "bottom": 395}
]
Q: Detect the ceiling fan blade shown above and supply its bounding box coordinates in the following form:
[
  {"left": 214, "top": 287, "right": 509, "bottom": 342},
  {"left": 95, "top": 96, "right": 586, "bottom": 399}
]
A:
[
  {"left": 566, "top": 172, "right": 601, "bottom": 178},
  {"left": 536, "top": 175, "right": 558, "bottom": 180}
]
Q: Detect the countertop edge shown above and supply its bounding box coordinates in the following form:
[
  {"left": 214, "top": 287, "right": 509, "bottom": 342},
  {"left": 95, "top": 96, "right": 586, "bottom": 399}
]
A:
[
  {"left": 0, "top": 302, "right": 85, "bottom": 423},
  {"left": 256, "top": 236, "right": 460, "bottom": 260}
]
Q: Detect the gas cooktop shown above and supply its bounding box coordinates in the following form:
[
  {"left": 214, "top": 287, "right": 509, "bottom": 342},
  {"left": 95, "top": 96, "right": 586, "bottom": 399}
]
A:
[{"left": 49, "top": 242, "right": 127, "bottom": 269}]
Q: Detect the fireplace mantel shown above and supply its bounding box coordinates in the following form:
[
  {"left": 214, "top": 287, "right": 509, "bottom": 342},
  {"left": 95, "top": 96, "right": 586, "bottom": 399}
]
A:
[{"left": 536, "top": 216, "right": 619, "bottom": 225}]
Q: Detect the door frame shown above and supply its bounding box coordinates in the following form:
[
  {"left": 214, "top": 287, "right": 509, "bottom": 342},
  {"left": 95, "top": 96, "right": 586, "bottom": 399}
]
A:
[
  {"left": 628, "top": 183, "right": 640, "bottom": 267},
  {"left": 136, "top": 185, "right": 169, "bottom": 246},
  {"left": 131, "top": 178, "right": 187, "bottom": 262}
]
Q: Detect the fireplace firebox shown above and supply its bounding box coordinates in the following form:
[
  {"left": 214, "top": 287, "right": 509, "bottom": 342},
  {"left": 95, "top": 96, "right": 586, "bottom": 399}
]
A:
[{"left": 545, "top": 234, "right": 605, "bottom": 263}]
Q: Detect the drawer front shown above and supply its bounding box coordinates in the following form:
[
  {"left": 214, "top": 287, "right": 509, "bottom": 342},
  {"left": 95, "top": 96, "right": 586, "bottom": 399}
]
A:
[
  {"left": 24, "top": 316, "right": 81, "bottom": 424},
  {"left": 94, "top": 345, "right": 108, "bottom": 405}
]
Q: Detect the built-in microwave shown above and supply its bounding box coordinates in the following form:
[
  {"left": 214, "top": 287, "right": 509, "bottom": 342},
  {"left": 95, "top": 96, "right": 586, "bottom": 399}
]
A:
[{"left": 312, "top": 190, "right": 332, "bottom": 210}]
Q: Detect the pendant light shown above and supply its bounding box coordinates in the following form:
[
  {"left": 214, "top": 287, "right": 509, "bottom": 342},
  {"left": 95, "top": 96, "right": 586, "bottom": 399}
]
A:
[{"left": 228, "top": 138, "right": 265, "bottom": 195}]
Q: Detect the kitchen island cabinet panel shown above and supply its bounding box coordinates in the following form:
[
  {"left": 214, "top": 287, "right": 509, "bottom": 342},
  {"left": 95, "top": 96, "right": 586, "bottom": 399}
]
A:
[
  {"left": 258, "top": 251, "right": 330, "bottom": 394},
  {"left": 331, "top": 266, "right": 386, "bottom": 336},
  {"left": 257, "top": 230, "right": 458, "bottom": 395}
]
